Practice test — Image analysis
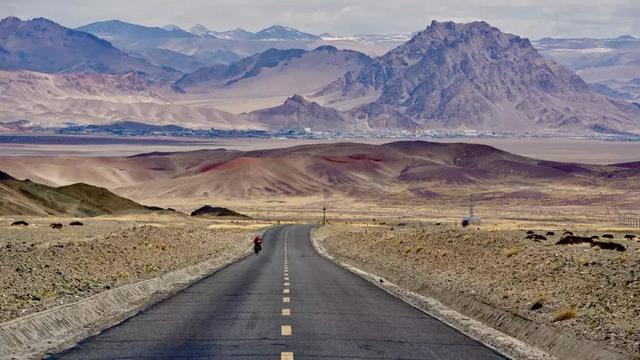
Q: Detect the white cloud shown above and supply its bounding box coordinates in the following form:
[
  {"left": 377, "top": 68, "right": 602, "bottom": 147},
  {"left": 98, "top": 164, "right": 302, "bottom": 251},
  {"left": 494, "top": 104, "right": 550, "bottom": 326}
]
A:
[{"left": 0, "top": 0, "right": 638, "bottom": 39}]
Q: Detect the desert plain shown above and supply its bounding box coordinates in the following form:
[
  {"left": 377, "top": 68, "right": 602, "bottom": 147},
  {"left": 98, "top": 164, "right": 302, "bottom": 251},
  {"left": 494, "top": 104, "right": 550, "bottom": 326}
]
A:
[{"left": 1, "top": 137, "right": 639, "bottom": 357}]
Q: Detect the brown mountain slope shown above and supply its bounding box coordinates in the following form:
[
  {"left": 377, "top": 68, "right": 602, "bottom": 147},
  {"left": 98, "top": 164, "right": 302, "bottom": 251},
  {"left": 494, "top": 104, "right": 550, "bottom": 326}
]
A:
[
  {"left": 175, "top": 46, "right": 371, "bottom": 95},
  {"left": 315, "top": 21, "right": 640, "bottom": 134},
  {"left": 0, "top": 170, "right": 149, "bottom": 216},
  {"left": 0, "top": 70, "right": 254, "bottom": 129}
]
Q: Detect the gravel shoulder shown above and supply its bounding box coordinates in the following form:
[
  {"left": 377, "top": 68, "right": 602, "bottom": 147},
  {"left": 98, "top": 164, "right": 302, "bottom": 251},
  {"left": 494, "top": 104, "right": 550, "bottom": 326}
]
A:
[
  {"left": 0, "top": 216, "right": 262, "bottom": 323},
  {"left": 314, "top": 224, "right": 640, "bottom": 356}
]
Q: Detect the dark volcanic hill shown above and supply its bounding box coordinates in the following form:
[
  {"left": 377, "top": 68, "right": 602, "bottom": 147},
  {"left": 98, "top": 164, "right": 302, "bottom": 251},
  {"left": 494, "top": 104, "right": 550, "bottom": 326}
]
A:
[
  {"left": 316, "top": 21, "right": 640, "bottom": 134},
  {"left": 190, "top": 205, "right": 249, "bottom": 218},
  {"left": 0, "top": 170, "right": 149, "bottom": 216},
  {"left": 0, "top": 17, "right": 179, "bottom": 82}
]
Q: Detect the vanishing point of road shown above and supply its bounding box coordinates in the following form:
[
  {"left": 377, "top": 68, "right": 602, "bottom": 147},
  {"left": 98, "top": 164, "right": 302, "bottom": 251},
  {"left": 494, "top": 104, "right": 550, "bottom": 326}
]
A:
[{"left": 52, "top": 224, "right": 507, "bottom": 359}]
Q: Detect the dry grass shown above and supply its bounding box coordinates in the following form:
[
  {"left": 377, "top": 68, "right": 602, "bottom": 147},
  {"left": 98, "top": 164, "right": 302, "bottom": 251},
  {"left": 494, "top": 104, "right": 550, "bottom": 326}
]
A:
[
  {"left": 502, "top": 246, "right": 521, "bottom": 257},
  {"left": 554, "top": 307, "right": 578, "bottom": 322},
  {"left": 576, "top": 256, "right": 591, "bottom": 266}
]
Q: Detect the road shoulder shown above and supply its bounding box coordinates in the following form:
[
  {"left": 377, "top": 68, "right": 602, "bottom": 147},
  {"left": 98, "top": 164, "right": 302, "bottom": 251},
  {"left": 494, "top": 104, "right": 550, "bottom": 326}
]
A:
[
  {"left": 0, "top": 227, "right": 270, "bottom": 360},
  {"left": 310, "top": 227, "right": 633, "bottom": 360}
]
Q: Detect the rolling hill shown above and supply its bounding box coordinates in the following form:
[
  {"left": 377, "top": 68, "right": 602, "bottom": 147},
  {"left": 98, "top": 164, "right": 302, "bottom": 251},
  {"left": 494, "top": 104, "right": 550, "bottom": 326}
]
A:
[
  {"left": 1, "top": 142, "right": 637, "bottom": 204},
  {"left": 0, "top": 170, "right": 149, "bottom": 216}
]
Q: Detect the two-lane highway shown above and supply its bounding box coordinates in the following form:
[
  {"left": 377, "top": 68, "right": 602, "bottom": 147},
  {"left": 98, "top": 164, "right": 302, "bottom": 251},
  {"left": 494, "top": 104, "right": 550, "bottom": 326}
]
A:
[{"left": 52, "top": 224, "right": 506, "bottom": 359}]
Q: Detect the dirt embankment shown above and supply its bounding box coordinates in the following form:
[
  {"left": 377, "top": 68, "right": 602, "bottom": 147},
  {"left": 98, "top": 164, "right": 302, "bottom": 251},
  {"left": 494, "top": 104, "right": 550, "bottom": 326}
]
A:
[
  {"left": 315, "top": 225, "right": 640, "bottom": 356},
  {"left": 0, "top": 219, "right": 254, "bottom": 323}
]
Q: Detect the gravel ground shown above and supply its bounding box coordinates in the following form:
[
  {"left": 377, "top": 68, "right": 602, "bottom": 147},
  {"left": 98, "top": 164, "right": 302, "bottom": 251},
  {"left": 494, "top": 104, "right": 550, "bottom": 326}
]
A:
[
  {"left": 316, "top": 224, "right": 640, "bottom": 356},
  {"left": 0, "top": 218, "right": 256, "bottom": 323}
]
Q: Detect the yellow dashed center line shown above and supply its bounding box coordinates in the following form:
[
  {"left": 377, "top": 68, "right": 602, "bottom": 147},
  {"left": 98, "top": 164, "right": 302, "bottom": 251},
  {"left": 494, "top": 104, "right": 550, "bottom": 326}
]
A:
[
  {"left": 281, "top": 325, "right": 292, "bottom": 336},
  {"left": 282, "top": 231, "right": 293, "bottom": 354}
]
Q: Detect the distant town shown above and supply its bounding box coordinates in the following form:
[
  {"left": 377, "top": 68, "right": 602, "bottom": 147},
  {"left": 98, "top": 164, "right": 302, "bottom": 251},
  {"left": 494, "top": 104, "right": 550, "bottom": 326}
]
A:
[{"left": 52, "top": 122, "right": 640, "bottom": 141}]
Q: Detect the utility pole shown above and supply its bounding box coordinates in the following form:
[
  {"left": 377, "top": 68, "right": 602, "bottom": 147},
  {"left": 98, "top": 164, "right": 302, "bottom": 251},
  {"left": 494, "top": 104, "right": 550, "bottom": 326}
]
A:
[
  {"left": 322, "top": 206, "right": 326, "bottom": 226},
  {"left": 469, "top": 194, "right": 474, "bottom": 219}
]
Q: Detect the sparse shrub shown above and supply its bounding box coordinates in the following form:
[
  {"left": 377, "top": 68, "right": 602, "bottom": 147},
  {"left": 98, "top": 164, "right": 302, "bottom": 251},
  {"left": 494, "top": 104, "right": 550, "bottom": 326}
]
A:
[
  {"left": 144, "top": 264, "right": 159, "bottom": 274},
  {"left": 404, "top": 248, "right": 412, "bottom": 254},
  {"left": 618, "top": 254, "right": 629, "bottom": 263},
  {"left": 37, "top": 289, "right": 59, "bottom": 300},
  {"left": 415, "top": 247, "right": 423, "bottom": 253},
  {"left": 502, "top": 247, "right": 520, "bottom": 257},
  {"left": 602, "top": 234, "right": 614, "bottom": 239},
  {"left": 553, "top": 307, "right": 577, "bottom": 321},
  {"left": 118, "top": 271, "right": 130, "bottom": 281}
]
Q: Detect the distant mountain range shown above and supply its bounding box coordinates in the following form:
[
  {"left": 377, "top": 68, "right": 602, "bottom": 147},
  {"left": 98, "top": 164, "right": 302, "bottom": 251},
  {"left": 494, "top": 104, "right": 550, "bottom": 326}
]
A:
[
  {"left": 80, "top": 21, "right": 320, "bottom": 42},
  {"left": 249, "top": 25, "right": 320, "bottom": 41},
  {"left": 532, "top": 36, "right": 640, "bottom": 102},
  {"left": 0, "top": 16, "right": 638, "bottom": 135},
  {"left": 188, "top": 25, "right": 253, "bottom": 40},
  {"left": 0, "top": 17, "right": 179, "bottom": 82},
  {"left": 77, "top": 20, "right": 196, "bottom": 41}
]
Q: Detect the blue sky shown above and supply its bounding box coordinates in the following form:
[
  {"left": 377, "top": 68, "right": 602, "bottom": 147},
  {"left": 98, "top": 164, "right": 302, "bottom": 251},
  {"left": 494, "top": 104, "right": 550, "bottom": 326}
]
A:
[{"left": 1, "top": 0, "right": 638, "bottom": 39}]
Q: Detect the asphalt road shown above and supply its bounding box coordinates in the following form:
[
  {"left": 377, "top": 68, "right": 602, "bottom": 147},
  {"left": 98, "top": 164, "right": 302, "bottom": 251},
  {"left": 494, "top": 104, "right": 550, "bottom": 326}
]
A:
[{"left": 52, "top": 224, "right": 507, "bottom": 359}]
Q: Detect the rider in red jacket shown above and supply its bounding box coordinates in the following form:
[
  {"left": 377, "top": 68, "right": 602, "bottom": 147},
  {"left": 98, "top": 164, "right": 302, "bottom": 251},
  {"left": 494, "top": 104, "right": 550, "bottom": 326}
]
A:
[{"left": 253, "top": 235, "right": 263, "bottom": 255}]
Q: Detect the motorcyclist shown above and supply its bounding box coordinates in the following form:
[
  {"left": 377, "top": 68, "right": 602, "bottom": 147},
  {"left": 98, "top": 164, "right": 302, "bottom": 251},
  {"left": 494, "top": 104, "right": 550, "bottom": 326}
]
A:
[{"left": 253, "top": 235, "right": 263, "bottom": 255}]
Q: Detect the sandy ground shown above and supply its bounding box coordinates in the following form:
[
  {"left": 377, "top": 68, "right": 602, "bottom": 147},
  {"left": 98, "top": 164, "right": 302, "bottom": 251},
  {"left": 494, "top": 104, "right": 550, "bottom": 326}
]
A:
[
  {"left": 0, "top": 215, "right": 268, "bottom": 323},
  {"left": 1, "top": 136, "right": 639, "bottom": 164},
  {"left": 315, "top": 223, "right": 640, "bottom": 356}
]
